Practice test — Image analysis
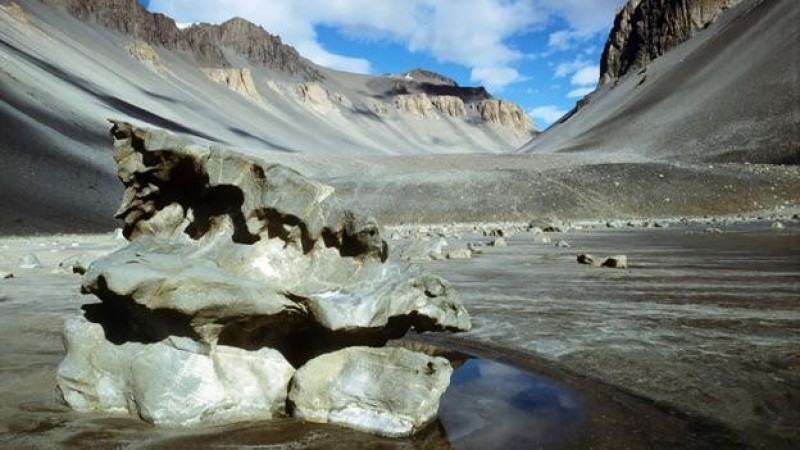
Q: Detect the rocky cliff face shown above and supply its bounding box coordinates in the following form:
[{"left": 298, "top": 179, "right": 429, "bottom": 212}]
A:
[
  {"left": 477, "top": 100, "right": 534, "bottom": 132},
  {"left": 600, "top": 0, "right": 742, "bottom": 84},
  {"left": 44, "top": 0, "right": 320, "bottom": 80}
]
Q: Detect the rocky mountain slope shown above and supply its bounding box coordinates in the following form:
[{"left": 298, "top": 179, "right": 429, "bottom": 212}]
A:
[
  {"left": 524, "top": 0, "right": 798, "bottom": 164},
  {"left": 0, "top": 0, "right": 535, "bottom": 232}
]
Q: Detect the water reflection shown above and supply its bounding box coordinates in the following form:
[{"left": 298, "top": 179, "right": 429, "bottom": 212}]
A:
[{"left": 441, "top": 358, "right": 584, "bottom": 449}]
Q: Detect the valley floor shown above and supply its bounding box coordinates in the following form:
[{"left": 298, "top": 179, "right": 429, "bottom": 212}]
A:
[{"left": 0, "top": 219, "right": 798, "bottom": 448}]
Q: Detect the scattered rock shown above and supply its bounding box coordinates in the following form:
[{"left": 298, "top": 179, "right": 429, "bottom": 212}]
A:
[
  {"left": 602, "top": 255, "right": 628, "bottom": 269},
  {"left": 446, "top": 248, "right": 472, "bottom": 259},
  {"left": 529, "top": 226, "right": 543, "bottom": 235},
  {"left": 18, "top": 253, "right": 41, "bottom": 269},
  {"left": 59, "top": 254, "right": 93, "bottom": 275},
  {"left": 288, "top": 346, "right": 452, "bottom": 437},
  {"left": 771, "top": 221, "right": 784, "bottom": 229},
  {"left": 554, "top": 240, "right": 571, "bottom": 248},
  {"left": 578, "top": 254, "right": 628, "bottom": 269},
  {"left": 489, "top": 237, "right": 507, "bottom": 247},
  {"left": 466, "top": 242, "right": 484, "bottom": 255},
  {"left": 485, "top": 228, "right": 504, "bottom": 237},
  {"left": 397, "top": 237, "right": 448, "bottom": 261},
  {"left": 705, "top": 227, "right": 724, "bottom": 234},
  {"left": 1, "top": 271, "right": 13, "bottom": 279},
  {"left": 534, "top": 235, "right": 552, "bottom": 245}
]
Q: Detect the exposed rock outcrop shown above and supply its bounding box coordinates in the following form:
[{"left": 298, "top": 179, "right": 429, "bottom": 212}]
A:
[
  {"left": 477, "top": 100, "right": 535, "bottom": 134},
  {"left": 295, "top": 82, "right": 334, "bottom": 113},
  {"left": 431, "top": 95, "right": 468, "bottom": 119},
  {"left": 127, "top": 40, "right": 167, "bottom": 76},
  {"left": 393, "top": 94, "right": 437, "bottom": 118},
  {"left": 203, "top": 67, "right": 261, "bottom": 101},
  {"left": 58, "top": 122, "right": 470, "bottom": 434},
  {"left": 600, "top": 0, "right": 742, "bottom": 84},
  {"left": 3, "top": 2, "right": 28, "bottom": 23}
]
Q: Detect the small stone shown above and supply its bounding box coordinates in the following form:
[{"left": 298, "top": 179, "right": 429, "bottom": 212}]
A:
[
  {"left": 541, "top": 226, "right": 562, "bottom": 233},
  {"left": 18, "top": 253, "right": 41, "bottom": 269},
  {"left": 601, "top": 255, "right": 628, "bottom": 269},
  {"left": 466, "top": 243, "right": 484, "bottom": 254},
  {"left": 705, "top": 227, "right": 723, "bottom": 234},
  {"left": 489, "top": 237, "right": 507, "bottom": 247},
  {"left": 577, "top": 254, "right": 595, "bottom": 265},
  {"left": 771, "top": 221, "right": 784, "bottom": 229},
  {"left": 1, "top": 271, "right": 13, "bottom": 279},
  {"left": 59, "top": 254, "right": 93, "bottom": 275},
  {"left": 446, "top": 248, "right": 472, "bottom": 259},
  {"left": 554, "top": 240, "right": 570, "bottom": 248}
]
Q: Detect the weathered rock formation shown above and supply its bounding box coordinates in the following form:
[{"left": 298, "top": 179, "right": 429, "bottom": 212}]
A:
[
  {"left": 203, "top": 67, "right": 261, "bottom": 101},
  {"left": 600, "top": 0, "right": 742, "bottom": 84},
  {"left": 57, "top": 122, "right": 470, "bottom": 434},
  {"left": 127, "top": 40, "right": 167, "bottom": 76},
  {"left": 295, "top": 82, "right": 335, "bottom": 113},
  {"left": 477, "top": 100, "right": 535, "bottom": 133},
  {"left": 393, "top": 94, "right": 437, "bottom": 118}
]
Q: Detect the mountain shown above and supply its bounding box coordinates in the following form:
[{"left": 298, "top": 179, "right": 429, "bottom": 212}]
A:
[
  {"left": 0, "top": 0, "right": 535, "bottom": 232},
  {"left": 522, "top": 0, "right": 799, "bottom": 164}
]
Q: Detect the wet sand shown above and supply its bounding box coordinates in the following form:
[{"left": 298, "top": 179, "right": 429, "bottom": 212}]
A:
[{"left": 0, "top": 222, "right": 798, "bottom": 448}]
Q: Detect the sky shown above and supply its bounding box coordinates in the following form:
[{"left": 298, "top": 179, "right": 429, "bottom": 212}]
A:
[{"left": 137, "top": 0, "right": 624, "bottom": 130}]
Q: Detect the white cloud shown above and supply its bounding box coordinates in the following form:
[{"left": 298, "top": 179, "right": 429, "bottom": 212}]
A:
[
  {"left": 570, "top": 65, "right": 599, "bottom": 86},
  {"left": 539, "top": 0, "right": 624, "bottom": 32},
  {"left": 554, "top": 57, "right": 592, "bottom": 78},
  {"left": 567, "top": 86, "right": 594, "bottom": 98},
  {"left": 529, "top": 105, "right": 567, "bottom": 126},
  {"left": 148, "top": 0, "right": 551, "bottom": 89}
]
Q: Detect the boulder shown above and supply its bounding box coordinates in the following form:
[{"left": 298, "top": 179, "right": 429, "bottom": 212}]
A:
[
  {"left": 289, "top": 346, "right": 452, "bottom": 437},
  {"left": 59, "top": 122, "right": 470, "bottom": 435},
  {"left": 17, "top": 253, "right": 41, "bottom": 269},
  {"left": 489, "top": 237, "right": 507, "bottom": 247},
  {"left": 57, "top": 315, "right": 294, "bottom": 425},
  {"left": 59, "top": 254, "right": 94, "bottom": 275},
  {"left": 396, "top": 237, "right": 448, "bottom": 261},
  {"left": 577, "top": 254, "right": 596, "bottom": 265},
  {"left": 602, "top": 255, "right": 629, "bottom": 269},
  {"left": 446, "top": 248, "right": 472, "bottom": 259}
]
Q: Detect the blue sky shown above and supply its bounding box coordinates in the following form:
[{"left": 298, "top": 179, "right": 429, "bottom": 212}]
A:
[{"left": 138, "top": 1, "right": 623, "bottom": 129}]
